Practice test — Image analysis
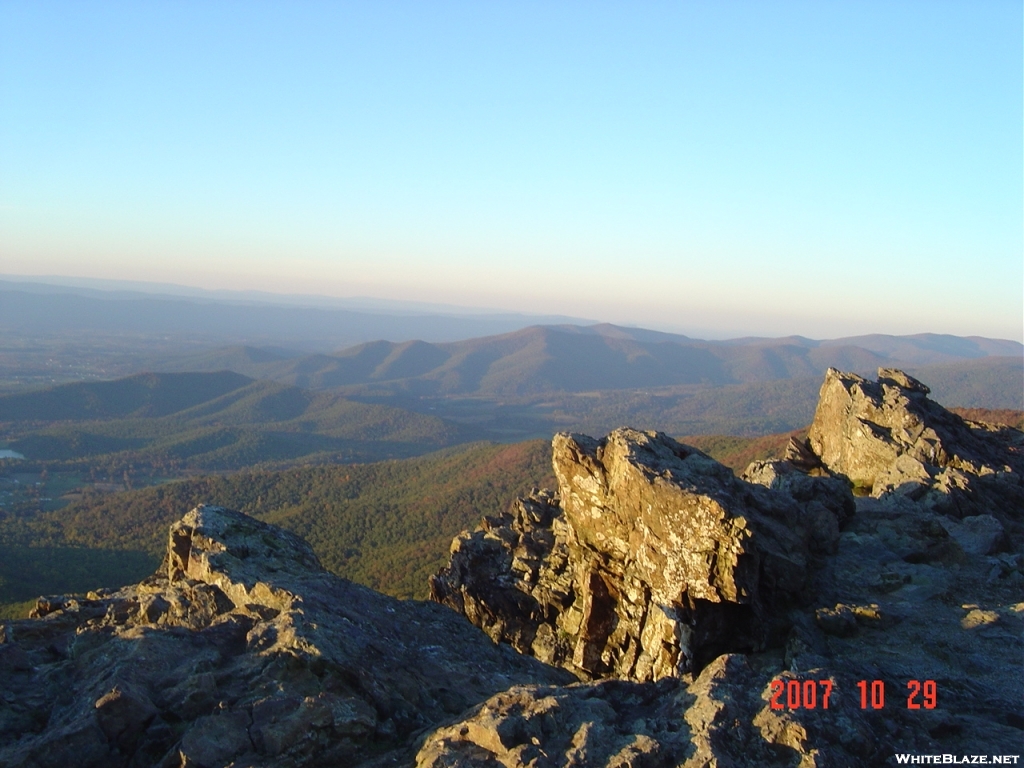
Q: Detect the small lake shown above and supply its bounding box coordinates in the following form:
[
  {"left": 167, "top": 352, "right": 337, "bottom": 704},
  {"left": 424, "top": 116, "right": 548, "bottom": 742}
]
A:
[{"left": 0, "top": 450, "right": 25, "bottom": 459}]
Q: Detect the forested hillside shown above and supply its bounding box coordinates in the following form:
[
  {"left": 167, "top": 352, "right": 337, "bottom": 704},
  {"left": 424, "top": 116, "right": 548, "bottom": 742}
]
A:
[
  {"left": 2, "top": 397, "right": 1018, "bottom": 617},
  {"left": 0, "top": 440, "right": 553, "bottom": 609}
]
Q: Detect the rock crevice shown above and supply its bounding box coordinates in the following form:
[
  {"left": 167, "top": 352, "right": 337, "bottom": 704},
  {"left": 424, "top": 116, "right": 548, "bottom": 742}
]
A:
[{"left": 431, "top": 428, "right": 854, "bottom": 680}]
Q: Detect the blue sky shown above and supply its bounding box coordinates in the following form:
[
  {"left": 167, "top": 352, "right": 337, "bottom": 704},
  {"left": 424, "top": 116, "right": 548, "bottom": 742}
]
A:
[{"left": 1, "top": 1, "right": 1021, "bottom": 339}]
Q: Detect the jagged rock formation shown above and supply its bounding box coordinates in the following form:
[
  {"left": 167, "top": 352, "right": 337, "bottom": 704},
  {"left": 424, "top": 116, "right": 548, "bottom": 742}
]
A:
[
  {"left": 428, "top": 368, "right": 1023, "bottom": 763},
  {"left": 430, "top": 429, "right": 855, "bottom": 679},
  {"left": 807, "top": 368, "right": 1024, "bottom": 525},
  {"left": 3, "top": 367, "right": 1022, "bottom": 767},
  {"left": 0, "top": 506, "right": 571, "bottom": 768}
]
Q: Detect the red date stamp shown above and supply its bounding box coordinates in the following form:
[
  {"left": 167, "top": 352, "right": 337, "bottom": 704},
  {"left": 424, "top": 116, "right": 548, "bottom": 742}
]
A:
[
  {"left": 769, "top": 679, "right": 834, "bottom": 709},
  {"left": 768, "top": 679, "right": 938, "bottom": 710},
  {"left": 905, "top": 679, "right": 938, "bottom": 710}
]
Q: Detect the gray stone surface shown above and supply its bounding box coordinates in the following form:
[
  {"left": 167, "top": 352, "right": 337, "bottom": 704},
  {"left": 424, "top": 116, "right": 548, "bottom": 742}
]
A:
[
  {"left": 429, "top": 369, "right": 1024, "bottom": 764},
  {"left": 432, "top": 429, "right": 857, "bottom": 681},
  {"left": 806, "top": 368, "right": 1024, "bottom": 526},
  {"left": 0, "top": 506, "right": 570, "bottom": 768},
  {"left": 3, "top": 367, "right": 1022, "bottom": 767}
]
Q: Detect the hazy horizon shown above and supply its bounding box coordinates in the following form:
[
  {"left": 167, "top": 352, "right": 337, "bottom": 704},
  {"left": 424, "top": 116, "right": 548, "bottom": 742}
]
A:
[
  {"left": 5, "top": 273, "right": 1024, "bottom": 346},
  {"left": 2, "top": 2, "right": 1021, "bottom": 341}
]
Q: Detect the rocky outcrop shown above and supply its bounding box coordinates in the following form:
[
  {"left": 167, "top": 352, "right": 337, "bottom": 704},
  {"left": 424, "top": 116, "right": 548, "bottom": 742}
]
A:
[
  {"left": 430, "top": 429, "right": 855, "bottom": 680},
  {"left": 427, "top": 368, "right": 1024, "bottom": 763},
  {"left": 4, "top": 367, "right": 1023, "bottom": 767},
  {"left": 0, "top": 506, "right": 571, "bottom": 768},
  {"left": 807, "top": 368, "right": 1023, "bottom": 525},
  {"left": 741, "top": 458, "right": 855, "bottom": 552}
]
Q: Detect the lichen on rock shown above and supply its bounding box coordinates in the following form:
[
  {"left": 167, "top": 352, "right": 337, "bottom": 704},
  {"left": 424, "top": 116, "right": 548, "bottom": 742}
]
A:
[{"left": 431, "top": 428, "right": 854, "bottom": 680}]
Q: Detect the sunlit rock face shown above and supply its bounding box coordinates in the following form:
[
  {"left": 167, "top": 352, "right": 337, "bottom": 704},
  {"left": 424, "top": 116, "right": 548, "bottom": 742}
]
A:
[
  {"left": 431, "top": 428, "right": 852, "bottom": 680},
  {"left": 807, "top": 368, "right": 1023, "bottom": 528},
  {"left": 4, "top": 367, "right": 1023, "bottom": 768},
  {"left": 413, "top": 654, "right": 890, "bottom": 768},
  {"left": 426, "top": 368, "right": 1024, "bottom": 764}
]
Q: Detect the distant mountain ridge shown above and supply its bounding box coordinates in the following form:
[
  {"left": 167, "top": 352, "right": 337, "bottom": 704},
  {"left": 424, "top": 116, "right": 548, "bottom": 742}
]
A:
[
  {"left": 153, "top": 324, "right": 1023, "bottom": 398},
  {"left": 3, "top": 327, "right": 1018, "bottom": 449}
]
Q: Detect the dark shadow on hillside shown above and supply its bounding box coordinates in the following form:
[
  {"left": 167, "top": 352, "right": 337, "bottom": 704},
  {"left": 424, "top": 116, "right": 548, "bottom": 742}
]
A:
[{"left": 0, "top": 544, "right": 157, "bottom": 604}]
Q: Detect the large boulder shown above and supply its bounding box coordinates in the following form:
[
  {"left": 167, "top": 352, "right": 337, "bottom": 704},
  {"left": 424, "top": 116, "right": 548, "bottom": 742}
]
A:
[
  {"left": 806, "top": 368, "right": 1023, "bottom": 535},
  {"left": 431, "top": 429, "right": 852, "bottom": 680}
]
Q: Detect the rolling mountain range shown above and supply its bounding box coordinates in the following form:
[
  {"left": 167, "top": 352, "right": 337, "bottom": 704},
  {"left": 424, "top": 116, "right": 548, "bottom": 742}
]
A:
[
  {"left": 156, "top": 323, "right": 1022, "bottom": 399},
  {"left": 1, "top": 326, "right": 1020, "bottom": 464},
  {"left": 2, "top": 277, "right": 1020, "bottom": 407}
]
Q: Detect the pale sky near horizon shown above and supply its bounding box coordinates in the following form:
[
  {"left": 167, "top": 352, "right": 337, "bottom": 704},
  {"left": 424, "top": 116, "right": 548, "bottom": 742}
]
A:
[{"left": 1, "top": 2, "right": 1022, "bottom": 340}]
